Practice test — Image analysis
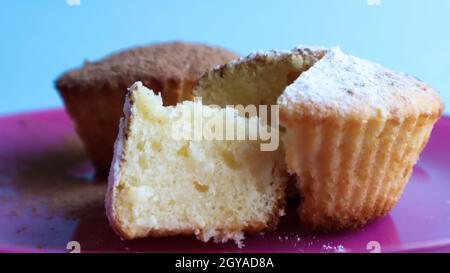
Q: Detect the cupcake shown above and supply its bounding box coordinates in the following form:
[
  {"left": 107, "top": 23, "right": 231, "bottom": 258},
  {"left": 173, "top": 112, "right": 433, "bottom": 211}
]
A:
[
  {"left": 278, "top": 47, "right": 444, "bottom": 231},
  {"left": 193, "top": 46, "right": 444, "bottom": 231},
  {"left": 56, "top": 42, "right": 239, "bottom": 173}
]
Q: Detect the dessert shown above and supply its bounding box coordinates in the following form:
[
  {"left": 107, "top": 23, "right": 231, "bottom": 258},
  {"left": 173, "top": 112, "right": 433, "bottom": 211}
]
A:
[
  {"left": 193, "top": 46, "right": 444, "bottom": 231},
  {"left": 106, "top": 82, "right": 287, "bottom": 245},
  {"left": 56, "top": 42, "right": 239, "bottom": 172}
]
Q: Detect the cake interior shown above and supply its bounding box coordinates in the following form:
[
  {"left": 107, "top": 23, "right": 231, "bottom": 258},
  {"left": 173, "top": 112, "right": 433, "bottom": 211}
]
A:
[
  {"left": 192, "top": 50, "right": 326, "bottom": 199},
  {"left": 193, "top": 51, "right": 325, "bottom": 110},
  {"left": 113, "top": 85, "right": 285, "bottom": 244}
]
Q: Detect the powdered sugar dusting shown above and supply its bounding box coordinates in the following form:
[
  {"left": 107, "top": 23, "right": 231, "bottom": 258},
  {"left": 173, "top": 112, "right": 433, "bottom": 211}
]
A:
[{"left": 278, "top": 47, "right": 442, "bottom": 119}]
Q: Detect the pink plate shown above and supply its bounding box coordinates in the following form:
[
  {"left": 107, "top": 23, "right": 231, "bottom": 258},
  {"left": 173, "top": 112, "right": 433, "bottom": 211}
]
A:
[{"left": 0, "top": 109, "right": 450, "bottom": 253}]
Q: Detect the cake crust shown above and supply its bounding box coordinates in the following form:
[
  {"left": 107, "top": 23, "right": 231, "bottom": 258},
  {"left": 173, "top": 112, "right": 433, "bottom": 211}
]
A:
[{"left": 57, "top": 42, "right": 239, "bottom": 103}]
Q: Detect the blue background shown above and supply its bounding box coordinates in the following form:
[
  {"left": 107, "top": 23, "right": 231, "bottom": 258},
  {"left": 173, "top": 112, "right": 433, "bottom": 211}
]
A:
[{"left": 1, "top": 0, "right": 449, "bottom": 115}]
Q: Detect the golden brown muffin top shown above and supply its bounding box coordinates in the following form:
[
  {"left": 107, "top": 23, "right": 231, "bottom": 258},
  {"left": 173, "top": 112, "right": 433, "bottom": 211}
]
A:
[{"left": 56, "top": 41, "right": 239, "bottom": 91}]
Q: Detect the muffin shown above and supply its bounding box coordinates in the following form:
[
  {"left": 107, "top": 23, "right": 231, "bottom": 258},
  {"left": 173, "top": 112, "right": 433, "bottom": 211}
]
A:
[
  {"left": 193, "top": 46, "right": 444, "bottom": 231},
  {"left": 106, "top": 82, "right": 287, "bottom": 246},
  {"left": 56, "top": 42, "right": 239, "bottom": 172},
  {"left": 279, "top": 47, "right": 443, "bottom": 231}
]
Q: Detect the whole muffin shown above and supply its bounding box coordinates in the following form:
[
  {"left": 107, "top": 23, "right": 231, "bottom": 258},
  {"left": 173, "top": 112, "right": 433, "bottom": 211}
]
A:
[
  {"left": 193, "top": 46, "right": 444, "bottom": 232},
  {"left": 56, "top": 42, "right": 239, "bottom": 173},
  {"left": 278, "top": 47, "right": 443, "bottom": 231}
]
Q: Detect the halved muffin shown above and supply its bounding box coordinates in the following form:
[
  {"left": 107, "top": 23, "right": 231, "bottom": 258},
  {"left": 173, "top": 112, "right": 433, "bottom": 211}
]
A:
[{"left": 106, "top": 82, "right": 287, "bottom": 246}]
